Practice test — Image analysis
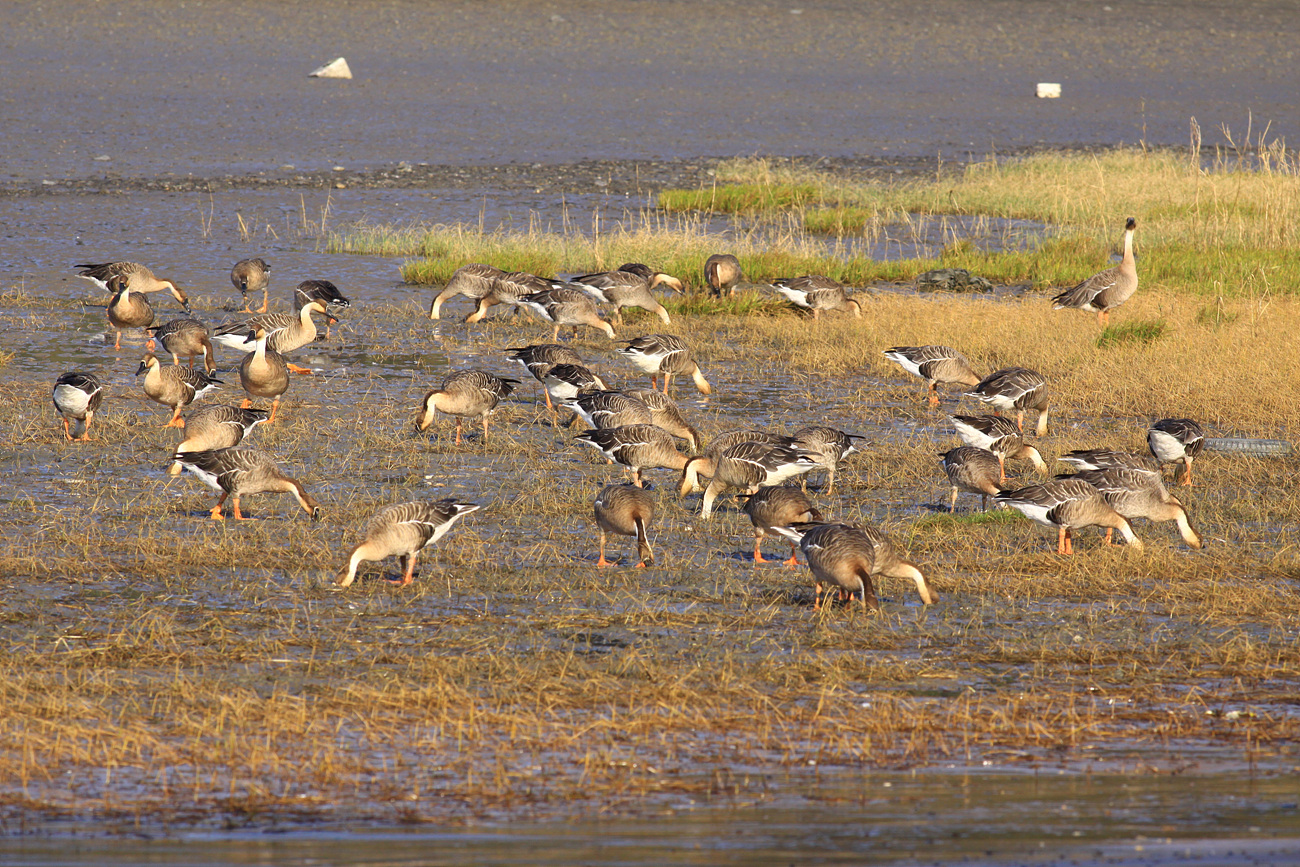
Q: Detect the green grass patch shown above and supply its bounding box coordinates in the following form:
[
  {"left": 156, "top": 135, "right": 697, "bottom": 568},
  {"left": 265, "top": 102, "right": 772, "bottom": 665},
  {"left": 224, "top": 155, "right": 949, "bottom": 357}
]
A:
[
  {"left": 656, "top": 182, "right": 823, "bottom": 214},
  {"left": 1096, "top": 319, "right": 1168, "bottom": 349},
  {"left": 914, "top": 509, "right": 1024, "bottom": 528}
]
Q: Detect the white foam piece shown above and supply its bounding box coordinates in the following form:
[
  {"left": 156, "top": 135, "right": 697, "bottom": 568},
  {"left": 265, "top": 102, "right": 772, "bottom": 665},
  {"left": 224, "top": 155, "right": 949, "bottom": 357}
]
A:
[{"left": 309, "top": 57, "right": 352, "bottom": 79}]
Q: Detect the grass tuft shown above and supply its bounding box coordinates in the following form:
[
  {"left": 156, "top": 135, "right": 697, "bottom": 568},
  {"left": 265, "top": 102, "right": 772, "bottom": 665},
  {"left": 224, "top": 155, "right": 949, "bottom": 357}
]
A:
[{"left": 1096, "top": 319, "right": 1168, "bottom": 349}]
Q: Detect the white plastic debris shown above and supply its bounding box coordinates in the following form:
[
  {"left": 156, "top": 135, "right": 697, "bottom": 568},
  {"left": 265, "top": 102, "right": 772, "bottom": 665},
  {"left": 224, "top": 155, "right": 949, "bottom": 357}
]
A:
[
  {"left": 1036, "top": 82, "right": 1061, "bottom": 98},
  {"left": 309, "top": 57, "right": 352, "bottom": 79}
]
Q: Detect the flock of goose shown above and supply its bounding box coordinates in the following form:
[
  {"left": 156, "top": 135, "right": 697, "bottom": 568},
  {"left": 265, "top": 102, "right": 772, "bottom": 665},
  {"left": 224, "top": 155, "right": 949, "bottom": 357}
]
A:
[{"left": 49, "top": 215, "right": 1204, "bottom": 611}]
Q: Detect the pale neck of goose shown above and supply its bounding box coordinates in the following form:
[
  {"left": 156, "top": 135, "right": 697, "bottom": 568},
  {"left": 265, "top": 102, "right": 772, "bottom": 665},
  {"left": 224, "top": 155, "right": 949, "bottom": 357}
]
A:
[{"left": 679, "top": 456, "right": 717, "bottom": 495}]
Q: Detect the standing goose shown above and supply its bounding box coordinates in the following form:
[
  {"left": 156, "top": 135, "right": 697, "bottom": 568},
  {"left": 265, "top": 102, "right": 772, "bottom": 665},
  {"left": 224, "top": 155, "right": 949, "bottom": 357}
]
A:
[
  {"left": 882, "top": 346, "right": 982, "bottom": 406},
  {"left": 76, "top": 262, "right": 190, "bottom": 313},
  {"left": 518, "top": 286, "right": 616, "bottom": 341},
  {"left": 768, "top": 522, "right": 883, "bottom": 612},
  {"left": 572, "top": 264, "right": 683, "bottom": 325},
  {"left": 624, "top": 388, "right": 701, "bottom": 451},
  {"left": 429, "top": 263, "right": 506, "bottom": 320},
  {"left": 1147, "top": 418, "right": 1206, "bottom": 486},
  {"left": 335, "top": 499, "right": 481, "bottom": 587},
  {"left": 772, "top": 275, "right": 862, "bottom": 319},
  {"left": 169, "top": 405, "right": 270, "bottom": 475},
  {"left": 940, "top": 445, "right": 1003, "bottom": 512},
  {"left": 52, "top": 372, "right": 105, "bottom": 442},
  {"left": 173, "top": 447, "right": 322, "bottom": 522},
  {"left": 593, "top": 483, "right": 656, "bottom": 568},
  {"left": 467, "top": 271, "right": 556, "bottom": 323},
  {"left": 136, "top": 354, "right": 221, "bottom": 428},
  {"left": 1053, "top": 218, "right": 1138, "bottom": 326},
  {"left": 950, "top": 414, "right": 1048, "bottom": 481},
  {"left": 792, "top": 426, "right": 863, "bottom": 494},
  {"left": 295, "top": 279, "right": 350, "bottom": 338},
  {"left": 105, "top": 276, "right": 156, "bottom": 350},
  {"left": 214, "top": 300, "right": 333, "bottom": 373},
  {"left": 238, "top": 326, "right": 290, "bottom": 423},
  {"left": 574, "top": 424, "right": 689, "bottom": 488},
  {"left": 995, "top": 478, "right": 1142, "bottom": 554},
  {"left": 704, "top": 253, "right": 743, "bottom": 297},
  {"left": 686, "top": 440, "right": 819, "bottom": 518},
  {"left": 146, "top": 318, "right": 216, "bottom": 372},
  {"left": 1066, "top": 468, "right": 1202, "bottom": 549},
  {"left": 853, "top": 524, "right": 937, "bottom": 605},
  {"left": 541, "top": 363, "right": 609, "bottom": 411},
  {"left": 678, "top": 429, "right": 795, "bottom": 494},
  {"left": 230, "top": 258, "right": 270, "bottom": 314},
  {"left": 416, "top": 370, "right": 518, "bottom": 445},
  {"left": 506, "top": 344, "right": 586, "bottom": 410},
  {"left": 967, "top": 367, "right": 1050, "bottom": 437},
  {"left": 617, "top": 334, "right": 711, "bottom": 395},
  {"left": 563, "top": 390, "right": 653, "bottom": 431},
  {"left": 739, "top": 486, "right": 821, "bottom": 566},
  {"left": 1057, "top": 448, "right": 1158, "bottom": 473}
]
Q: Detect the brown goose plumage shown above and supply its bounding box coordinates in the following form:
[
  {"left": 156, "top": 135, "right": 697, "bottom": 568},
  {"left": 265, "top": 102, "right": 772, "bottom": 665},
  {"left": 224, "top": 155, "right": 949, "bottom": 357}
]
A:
[
  {"left": 617, "top": 334, "right": 711, "bottom": 395},
  {"left": 147, "top": 318, "right": 216, "bottom": 372},
  {"left": 105, "top": 277, "right": 155, "bottom": 350},
  {"left": 768, "top": 522, "right": 882, "bottom": 612},
  {"left": 168, "top": 405, "right": 270, "bottom": 475},
  {"left": 231, "top": 257, "right": 270, "bottom": 313},
  {"left": 740, "top": 486, "right": 821, "bottom": 566},
  {"left": 335, "top": 499, "right": 481, "bottom": 587},
  {"left": 416, "top": 370, "right": 519, "bottom": 445},
  {"left": 773, "top": 275, "right": 861, "bottom": 319},
  {"left": 996, "top": 478, "right": 1142, "bottom": 554},
  {"left": 77, "top": 261, "right": 190, "bottom": 313},
  {"left": 429, "top": 263, "right": 506, "bottom": 320},
  {"left": 519, "top": 286, "right": 616, "bottom": 341},
  {"left": 940, "top": 445, "right": 1003, "bottom": 512},
  {"left": 52, "top": 372, "right": 105, "bottom": 442},
  {"left": 1147, "top": 418, "right": 1206, "bottom": 486},
  {"left": 704, "top": 254, "right": 743, "bottom": 297},
  {"left": 575, "top": 424, "right": 689, "bottom": 487},
  {"left": 624, "top": 387, "right": 701, "bottom": 451},
  {"left": 172, "top": 447, "right": 322, "bottom": 522},
  {"left": 1066, "top": 468, "right": 1202, "bottom": 548},
  {"left": 686, "top": 441, "right": 819, "bottom": 518},
  {"left": 950, "top": 414, "right": 1048, "bottom": 481},
  {"left": 136, "top": 353, "right": 221, "bottom": 428},
  {"left": 882, "top": 345, "right": 982, "bottom": 406},
  {"left": 792, "top": 426, "right": 862, "bottom": 494},
  {"left": 238, "top": 327, "right": 290, "bottom": 423},
  {"left": 967, "top": 366, "right": 1049, "bottom": 436},
  {"left": 572, "top": 264, "right": 683, "bottom": 325},
  {"left": 1053, "top": 218, "right": 1138, "bottom": 326},
  {"left": 593, "top": 483, "right": 656, "bottom": 568}
]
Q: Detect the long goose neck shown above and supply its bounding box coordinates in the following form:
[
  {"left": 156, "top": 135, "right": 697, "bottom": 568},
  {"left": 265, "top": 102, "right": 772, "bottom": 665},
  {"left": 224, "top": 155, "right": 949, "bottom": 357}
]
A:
[
  {"left": 337, "top": 540, "right": 383, "bottom": 587},
  {"left": 1121, "top": 228, "right": 1136, "bottom": 271}
]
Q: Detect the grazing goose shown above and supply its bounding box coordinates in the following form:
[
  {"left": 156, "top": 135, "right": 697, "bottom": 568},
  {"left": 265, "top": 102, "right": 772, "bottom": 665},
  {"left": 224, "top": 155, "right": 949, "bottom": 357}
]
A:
[
  {"left": 852, "top": 524, "right": 937, "bottom": 605},
  {"left": 940, "top": 445, "right": 1003, "bottom": 512},
  {"left": 768, "top": 522, "right": 884, "bottom": 612},
  {"left": 76, "top": 262, "right": 190, "bottom": 313},
  {"left": 429, "top": 263, "right": 506, "bottom": 320},
  {"left": 563, "top": 390, "right": 653, "bottom": 430},
  {"left": 230, "top": 258, "right": 270, "bottom": 313},
  {"left": 574, "top": 424, "right": 689, "bottom": 487},
  {"left": 967, "top": 367, "right": 1049, "bottom": 436},
  {"left": 995, "top": 478, "right": 1142, "bottom": 554},
  {"left": 542, "top": 363, "right": 609, "bottom": 410},
  {"left": 169, "top": 405, "right": 269, "bottom": 475},
  {"left": 1053, "top": 218, "right": 1138, "bottom": 326},
  {"left": 739, "top": 486, "right": 821, "bottom": 566},
  {"left": 1065, "top": 468, "right": 1202, "bottom": 549},
  {"left": 335, "top": 499, "right": 481, "bottom": 587},
  {"left": 136, "top": 354, "right": 221, "bottom": 427},
  {"left": 624, "top": 388, "right": 701, "bottom": 451},
  {"left": 792, "top": 426, "right": 863, "bottom": 494},
  {"left": 519, "top": 286, "right": 616, "bottom": 341},
  {"left": 772, "top": 275, "right": 862, "bottom": 319},
  {"left": 704, "top": 253, "right": 743, "bottom": 297},
  {"left": 146, "top": 318, "right": 216, "bottom": 372},
  {"left": 1057, "top": 448, "right": 1158, "bottom": 473},
  {"left": 294, "top": 279, "right": 350, "bottom": 338},
  {"left": 173, "top": 447, "right": 322, "bottom": 522},
  {"left": 684, "top": 441, "right": 819, "bottom": 518},
  {"left": 214, "top": 300, "right": 332, "bottom": 373},
  {"left": 417, "top": 370, "right": 519, "bottom": 445},
  {"left": 52, "top": 372, "right": 105, "bottom": 442},
  {"left": 678, "top": 429, "right": 795, "bottom": 494},
  {"left": 238, "top": 326, "right": 290, "bottom": 423},
  {"left": 593, "top": 483, "right": 656, "bottom": 568},
  {"left": 506, "top": 344, "right": 586, "bottom": 410},
  {"left": 882, "top": 346, "right": 982, "bottom": 406},
  {"left": 1147, "top": 418, "right": 1205, "bottom": 486},
  {"left": 617, "top": 334, "right": 711, "bottom": 395},
  {"left": 950, "top": 414, "right": 1048, "bottom": 481},
  {"left": 105, "top": 276, "right": 156, "bottom": 350},
  {"left": 467, "top": 271, "right": 555, "bottom": 323},
  {"left": 572, "top": 264, "right": 683, "bottom": 325}
]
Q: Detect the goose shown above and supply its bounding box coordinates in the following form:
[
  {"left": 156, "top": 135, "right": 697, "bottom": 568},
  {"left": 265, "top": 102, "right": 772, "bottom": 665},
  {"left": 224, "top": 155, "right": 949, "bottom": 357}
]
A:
[
  {"left": 739, "top": 486, "right": 821, "bottom": 565},
  {"left": 574, "top": 424, "right": 689, "bottom": 487},
  {"left": 678, "top": 430, "right": 795, "bottom": 494},
  {"left": 1065, "top": 468, "right": 1202, "bottom": 548},
  {"left": 950, "top": 414, "right": 1048, "bottom": 481},
  {"left": 1057, "top": 448, "right": 1158, "bottom": 473},
  {"left": 940, "top": 445, "right": 1003, "bottom": 512},
  {"left": 995, "top": 478, "right": 1142, "bottom": 554},
  {"left": 851, "top": 524, "right": 937, "bottom": 605},
  {"left": 772, "top": 275, "right": 862, "bottom": 319},
  {"left": 882, "top": 346, "right": 982, "bottom": 406},
  {"left": 230, "top": 258, "right": 270, "bottom": 313},
  {"left": 172, "top": 447, "right": 322, "bottom": 522},
  {"left": 572, "top": 264, "right": 683, "bottom": 325},
  {"left": 518, "top": 286, "right": 616, "bottom": 341},
  {"left": 792, "top": 426, "right": 863, "bottom": 494},
  {"left": 52, "top": 372, "right": 105, "bottom": 442},
  {"left": 294, "top": 279, "right": 350, "bottom": 338},
  {"left": 335, "top": 499, "right": 481, "bottom": 587},
  {"left": 1053, "top": 218, "right": 1138, "bottom": 326},
  {"left": 1147, "top": 418, "right": 1205, "bottom": 486},
  {"left": 767, "top": 523, "right": 885, "bottom": 612},
  {"left": 506, "top": 344, "right": 586, "bottom": 410},
  {"left": 105, "top": 276, "right": 156, "bottom": 350},
  {"left": 563, "top": 390, "right": 653, "bottom": 431},
  {"left": 593, "top": 483, "right": 656, "bottom": 568},
  {"left": 624, "top": 388, "right": 701, "bottom": 451},
  {"left": 214, "top": 300, "right": 333, "bottom": 373},
  {"left": 146, "top": 318, "right": 216, "bottom": 372},
  {"left": 466, "top": 271, "right": 556, "bottom": 323},
  {"left": 237, "top": 326, "right": 290, "bottom": 423},
  {"left": 76, "top": 262, "right": 190, "bottom": 313},
  {"left": 684, "top": 440, "right": 819, "bottom": 518},
  {"left": 136, "top": 353, "right": 221, "bottom": 427},
  {"left": 704, "top": 253, "right": 743, "bottom": 296},
  {"left": 169, "top": 405, "right": 270, "bottom": 475},
  {"left": 617, "top": 334, "right": 711, "bottom": 395},
  {"left": 967, "top": 367, "right": 1049, "bottom": 436},
  {"left": 429, "top": 263, "right": 506, "bottom": 320},
  {"left": 416, "top": 370, "right": 518, "bottom": 445}
]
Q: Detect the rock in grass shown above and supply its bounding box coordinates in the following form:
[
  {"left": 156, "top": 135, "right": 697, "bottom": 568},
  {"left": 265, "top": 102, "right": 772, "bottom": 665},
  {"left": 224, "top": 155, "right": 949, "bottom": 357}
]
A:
[
  {"left": 309, "top": 57, "right": 352, "bottom": 79},
  {"left": 917, "top": 268, "right": 993, "bottom": 293}
]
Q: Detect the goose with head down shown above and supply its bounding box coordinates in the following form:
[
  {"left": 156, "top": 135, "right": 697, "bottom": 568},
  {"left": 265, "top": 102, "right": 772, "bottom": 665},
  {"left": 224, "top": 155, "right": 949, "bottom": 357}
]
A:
[
  {"left": 572, "top": 263, "right": 683, "bottom": 325},
  {"left": 335, "top": 499, "right": 481, "bottom": 587},
  {"left": 429, "top": 263, "right": 506, "bottom": 320},
  {"left": 52, "top": 372, "right": 105, "bottom": 442},
  {"left": 575, "top": 424, "right": 689, "bottom": 488},
  {"left": 617, "top": 334, "right": 711, "bottom": 395},
  {"left": 739, "top": 486, "right": 821, "bottom": 566},
  {"left": 173, "top": 447, "right": 322, "bottom": 522},
  {"left": 1064, "top": 467, "right": 1202, "bottom": 549},
  {"left": 593, "top": 482, "right": 656, "bottom": 568},
  {"left": 967, "top": 366, "right": 1049, "bottom": 437},
  {"left": 683, "top": 440, "right": 819, "bottom": 519},
  {"left": 416, "top": 370, "right": 519, "bottom": 445},
  {"left": 230, "top": 258, "right": 270, "bottom": 313},
  {"left": 882, "top": 345, "right": 981, "bottom": 407},
  {"left": 950, "top": 414, "right": 1048, "bottom": 482},
  {"left": 1147, "top": 418, "right": 1206, "bottom": 486},
  {"left": 772, "top": 275, "right": 861, "bottom": 319},
  {"left": 995, "top": 478, "right": 1142, "bottom": 554}
]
